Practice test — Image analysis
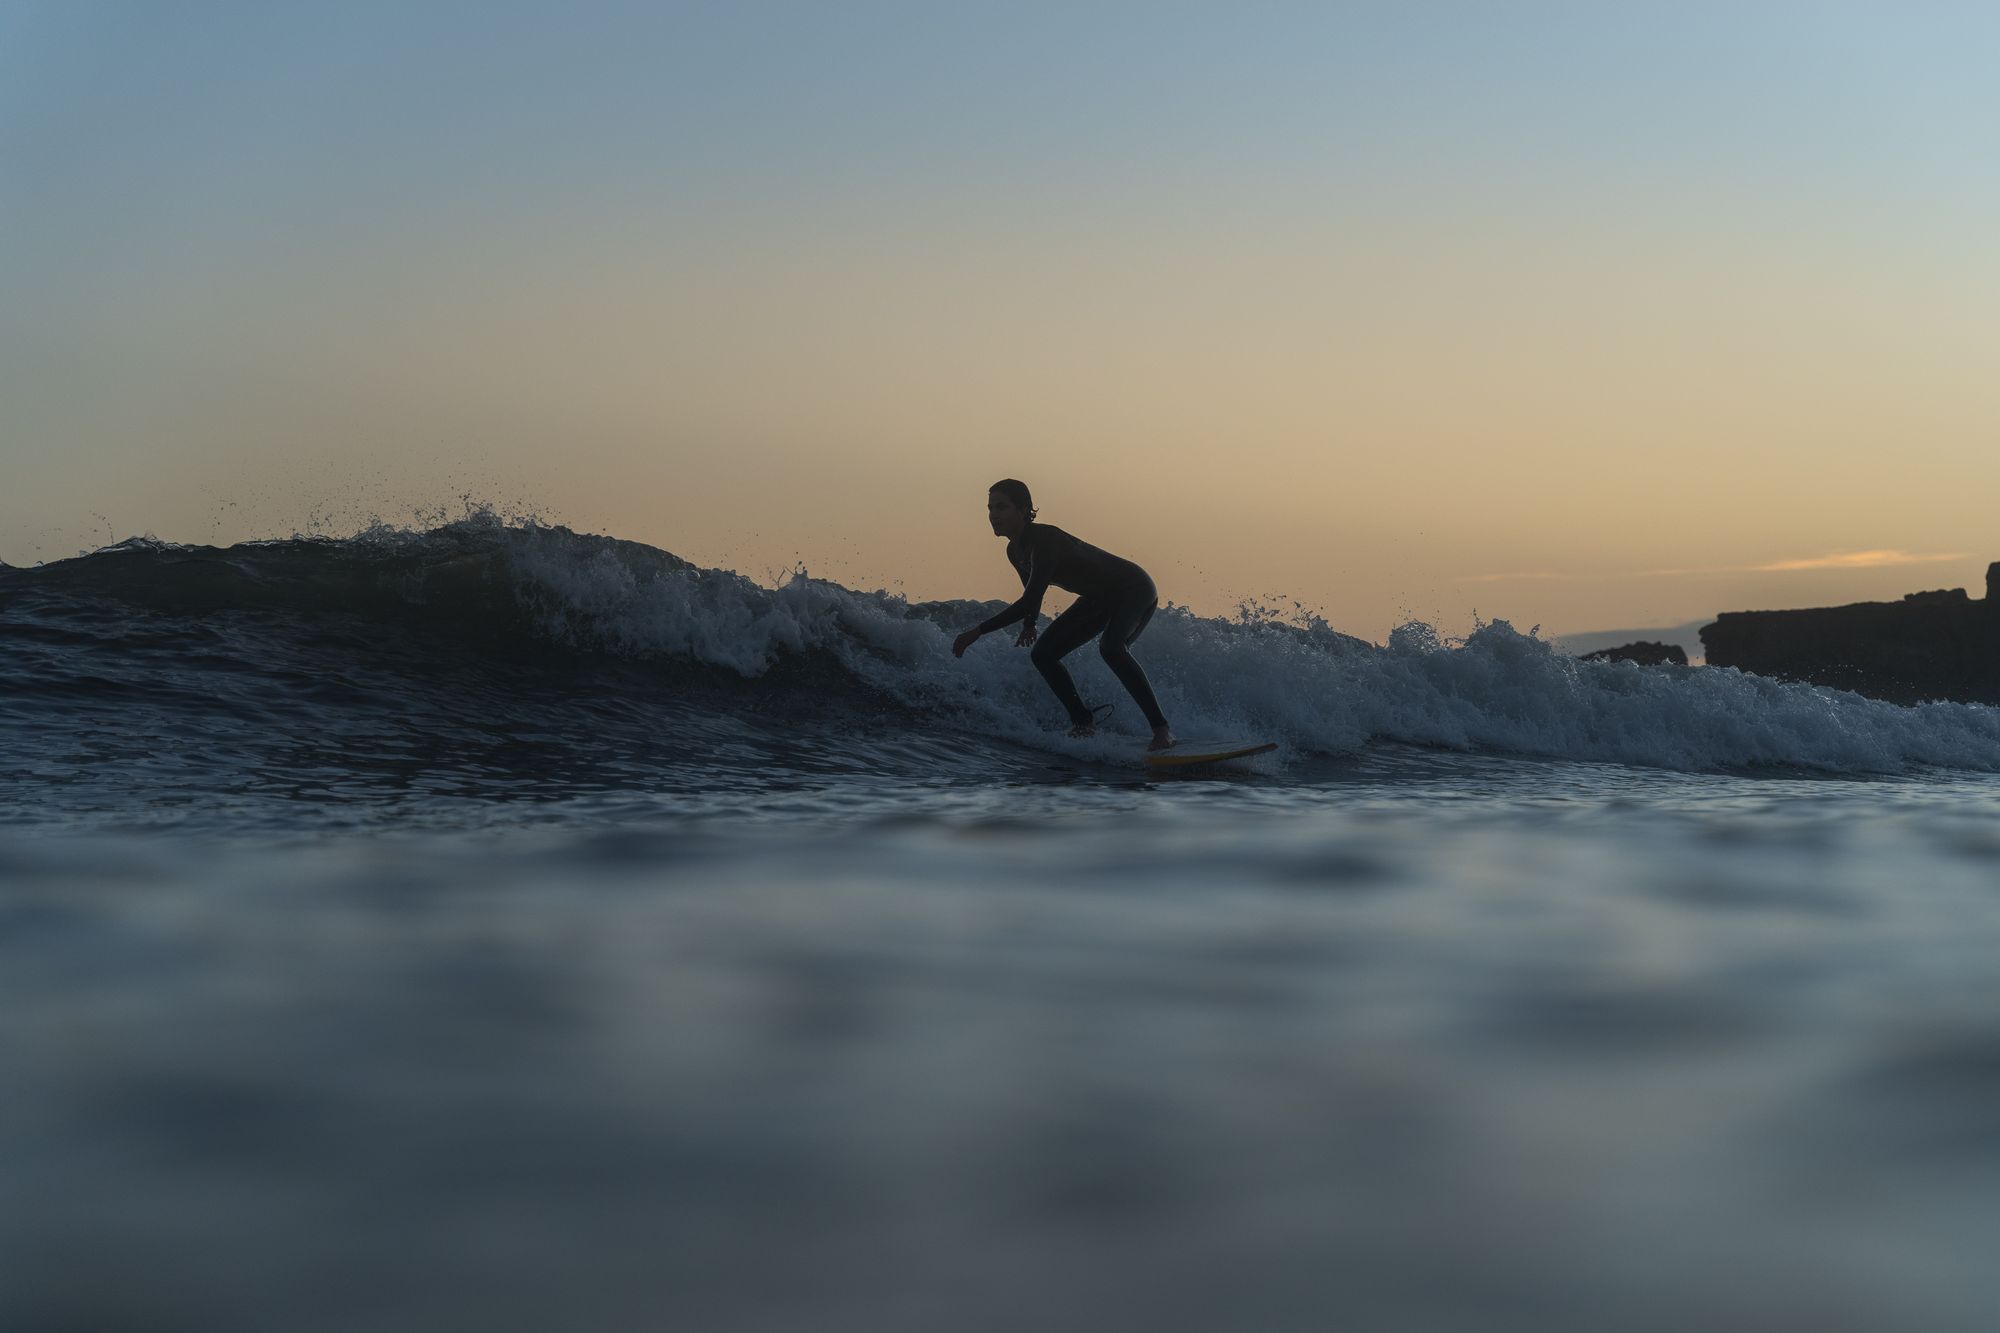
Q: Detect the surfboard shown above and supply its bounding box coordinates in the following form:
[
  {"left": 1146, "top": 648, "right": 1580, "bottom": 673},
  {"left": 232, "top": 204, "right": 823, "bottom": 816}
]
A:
[{"left": 1142, "top": 740, "right": 1277, "bottom": 769}]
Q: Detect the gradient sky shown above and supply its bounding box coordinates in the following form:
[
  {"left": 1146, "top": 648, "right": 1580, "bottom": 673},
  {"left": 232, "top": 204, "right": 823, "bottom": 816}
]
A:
[{"left": 6, "top": 2, "right": 1999, "bottom": 638}]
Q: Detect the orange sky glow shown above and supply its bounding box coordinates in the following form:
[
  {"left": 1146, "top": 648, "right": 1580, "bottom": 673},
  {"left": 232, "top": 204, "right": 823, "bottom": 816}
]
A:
[{"left": 7, "top": 6, "right": 2000, "bottom": 641}]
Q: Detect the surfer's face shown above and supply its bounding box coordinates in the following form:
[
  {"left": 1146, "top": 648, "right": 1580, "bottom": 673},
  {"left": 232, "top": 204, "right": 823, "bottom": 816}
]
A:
[{"left": 987, "top": 492, "right": 1028, "bottom": 538}]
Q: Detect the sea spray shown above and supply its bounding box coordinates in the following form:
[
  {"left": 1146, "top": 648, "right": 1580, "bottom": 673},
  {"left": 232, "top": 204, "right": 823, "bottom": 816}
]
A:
[{"left": 8, "top": 516, "right": 2000, "bottom": 776}]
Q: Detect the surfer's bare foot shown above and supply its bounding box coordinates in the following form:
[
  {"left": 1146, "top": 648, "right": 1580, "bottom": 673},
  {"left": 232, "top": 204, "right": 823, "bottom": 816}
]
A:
[{"left": 1147, "top": 726, "right": 1177, "bottom": 751}]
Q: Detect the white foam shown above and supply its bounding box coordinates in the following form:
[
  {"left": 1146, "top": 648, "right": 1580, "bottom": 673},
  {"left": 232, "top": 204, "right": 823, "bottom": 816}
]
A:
[{"left": 496, "top": 525, "right": 2000, "bottom": 775}]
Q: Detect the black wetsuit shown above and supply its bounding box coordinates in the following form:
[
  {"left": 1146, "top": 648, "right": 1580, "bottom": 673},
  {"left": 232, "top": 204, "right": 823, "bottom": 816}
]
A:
[{"left": 975, "top": 522, "right": 1169, "bottom": 731}]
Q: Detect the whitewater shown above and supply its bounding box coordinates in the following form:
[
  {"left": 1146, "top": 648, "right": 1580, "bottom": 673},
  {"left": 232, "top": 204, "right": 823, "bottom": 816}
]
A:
[{"left": 5, "top": 515, "right": 2000, "bottom": 1332}]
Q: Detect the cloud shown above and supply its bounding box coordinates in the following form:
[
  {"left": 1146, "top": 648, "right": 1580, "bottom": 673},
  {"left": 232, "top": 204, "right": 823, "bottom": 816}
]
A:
[
  {"left": 1751, "top": 549, "right": 1965, "bottom": 572},
  {"left": 1457, "top": 551, "right": 1967, "bottom": 583}
]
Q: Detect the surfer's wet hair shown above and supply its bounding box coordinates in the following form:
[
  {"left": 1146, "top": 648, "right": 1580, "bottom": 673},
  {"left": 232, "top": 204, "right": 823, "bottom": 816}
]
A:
[{"left": 989, "top": 479, "right": 1036, "bottom": 521}]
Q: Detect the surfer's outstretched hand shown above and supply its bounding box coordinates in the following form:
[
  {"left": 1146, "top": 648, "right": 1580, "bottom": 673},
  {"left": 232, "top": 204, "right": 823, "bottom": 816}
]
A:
[
  {"left": 951, "top": 630, "right": 979, "bottom": 658},
  {"left": 1015, "top": 625, "right": 1038, "bottom": 648}
]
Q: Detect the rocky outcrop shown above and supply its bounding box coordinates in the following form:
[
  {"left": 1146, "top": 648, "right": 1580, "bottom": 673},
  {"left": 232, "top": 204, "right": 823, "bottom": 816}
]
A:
[
  {"left": 1580, "top": 641, "right": 1689, "bottom": 667},
  {"left": 1700, "top": 563, "right": 2000, "bottom": 704}
]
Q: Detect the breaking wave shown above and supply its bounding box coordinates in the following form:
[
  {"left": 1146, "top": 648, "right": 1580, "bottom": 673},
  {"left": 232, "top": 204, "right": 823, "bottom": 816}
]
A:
[{"left": 7, "top": 516, "right": 2000, "bottom": 778}]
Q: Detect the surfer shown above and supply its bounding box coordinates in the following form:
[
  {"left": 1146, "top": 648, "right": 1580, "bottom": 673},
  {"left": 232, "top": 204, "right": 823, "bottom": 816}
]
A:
[{"left": 952, "top": 479, "right": 1177, "bottom": 751}]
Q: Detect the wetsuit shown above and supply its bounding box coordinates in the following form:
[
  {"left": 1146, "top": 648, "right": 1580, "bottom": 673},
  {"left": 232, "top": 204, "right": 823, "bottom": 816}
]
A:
[{"left": 975, "top": 522, "right": 1169, "bottom": 731}]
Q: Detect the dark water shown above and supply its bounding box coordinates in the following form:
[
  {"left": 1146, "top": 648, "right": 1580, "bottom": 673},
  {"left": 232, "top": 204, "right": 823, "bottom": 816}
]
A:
[{"left": 6, "top": 520, "right": 2000, "bottom": 1330}]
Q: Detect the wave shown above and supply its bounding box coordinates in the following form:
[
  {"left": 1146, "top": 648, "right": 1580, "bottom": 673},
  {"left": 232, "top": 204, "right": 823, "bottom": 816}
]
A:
[{"left": 7, "top": 516, "right": 2000, "bottom": 776}]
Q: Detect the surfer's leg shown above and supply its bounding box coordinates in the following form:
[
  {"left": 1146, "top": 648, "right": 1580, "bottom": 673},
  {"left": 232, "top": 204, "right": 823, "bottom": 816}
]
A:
[
  {"left": 1031, "top": 599, "right": 1111, "bottom": 728},
  {"left": 1098, "top": 591, "right": 1169, "bottom": 731},
  {"left": 1122, "top": 597, "right": 1157, "bottom": 646}
]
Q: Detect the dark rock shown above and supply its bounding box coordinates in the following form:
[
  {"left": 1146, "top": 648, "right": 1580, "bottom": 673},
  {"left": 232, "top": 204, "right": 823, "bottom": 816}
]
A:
[
  {"left": 1580, "top": 641, "right": 1688, "bottom": 667},
  {"left": 1700, "top": 562, "right": 2000, "bottom": 704}
]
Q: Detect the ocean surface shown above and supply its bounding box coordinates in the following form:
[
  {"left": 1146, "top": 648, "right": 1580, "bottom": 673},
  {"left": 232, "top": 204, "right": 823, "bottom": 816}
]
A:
[{"left": 5, "top": 517, "right": 2000, "bottom": 1331}]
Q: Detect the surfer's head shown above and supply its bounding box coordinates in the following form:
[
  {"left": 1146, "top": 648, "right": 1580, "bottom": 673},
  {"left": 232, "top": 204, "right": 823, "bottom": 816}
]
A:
[{"left": 987, "top": 479, "right": 1035, "bottom": 538}]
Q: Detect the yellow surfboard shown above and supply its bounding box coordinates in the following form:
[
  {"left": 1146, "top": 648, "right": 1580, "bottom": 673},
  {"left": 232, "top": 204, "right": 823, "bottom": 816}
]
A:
[{"left": 1142, "top": 740, "right": 1277, "bottom": 769}]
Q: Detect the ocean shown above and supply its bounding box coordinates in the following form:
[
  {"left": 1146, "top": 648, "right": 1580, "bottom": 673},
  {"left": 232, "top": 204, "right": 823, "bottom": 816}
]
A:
[{"left": 5, "top": 517, "right": 1999, "bottom": 1331}]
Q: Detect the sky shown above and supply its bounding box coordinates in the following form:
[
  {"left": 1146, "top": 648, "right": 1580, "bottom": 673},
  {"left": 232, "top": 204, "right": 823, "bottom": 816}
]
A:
[{"left": 5, "top": 1, "right": 1999, "bottom": 639}]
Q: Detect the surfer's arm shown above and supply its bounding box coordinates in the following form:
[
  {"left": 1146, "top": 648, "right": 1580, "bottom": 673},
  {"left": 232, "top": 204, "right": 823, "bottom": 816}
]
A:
[
  {"left": 1010, "top": 563, "right": 1051, "bottom": 644},
  {"left": 956, "top": 533, "right": 1050, "bottom": 654},
  {"left": 972, "top": 579, "right": 1049, "bottom": 644},
  {"left": 972, "top": 597, "right": 1032, "bottom": 637},
  {"left": 960, "top": 600, "right": 1037, "bottom": 654},
  {"left": 971, "top": 540, "right": 1051, "bottom": 637},
  {"left": 954, "top": 592, "right": 1024, "bottom": 656}
]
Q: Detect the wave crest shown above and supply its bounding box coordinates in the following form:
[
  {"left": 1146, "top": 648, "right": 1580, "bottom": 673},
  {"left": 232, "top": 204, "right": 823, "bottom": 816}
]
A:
[{"left": 8, "top": 517, "right": 2000, "bottom": 774}]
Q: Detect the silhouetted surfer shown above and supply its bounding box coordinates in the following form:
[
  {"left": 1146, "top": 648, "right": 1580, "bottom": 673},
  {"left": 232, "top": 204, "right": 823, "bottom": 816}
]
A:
[{"left": 953, "top": 479, "right": 1177, "bottom": 751}]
